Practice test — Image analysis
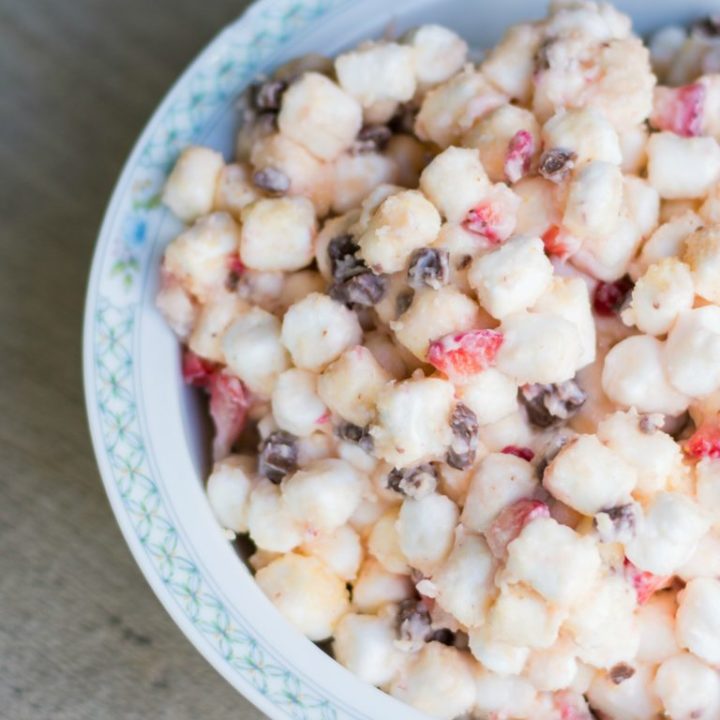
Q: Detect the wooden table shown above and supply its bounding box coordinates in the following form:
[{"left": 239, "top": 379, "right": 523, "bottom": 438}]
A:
[{"left": 0, "top": 1, "right": 264, "bottom": 717}]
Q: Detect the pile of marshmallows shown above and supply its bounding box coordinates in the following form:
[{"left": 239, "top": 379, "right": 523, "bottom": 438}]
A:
[{"left": 157, "top": 2, "right": 720, "bottom": 719}]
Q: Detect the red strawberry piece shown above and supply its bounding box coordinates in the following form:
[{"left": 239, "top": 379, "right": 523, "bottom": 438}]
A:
[
  {"left": 623, "top": 558, "right": 671, "bottom": 605},
  {"left": 650, "top": 83, "right": 706, "bottom": 137},
  {"left": 485, "top": 499, "right": 550, "bottom": 558},
  {"left": 427, "top": 329, "right": 504, "bottom": 378},
  {"left": 501, "top": 445, "right": 535, "bottom": 462},
  {"left": 504, "top": 129, "right": 535, "bottom": 183},
  {"left": 208, "top": 371, "right": 250, "bottom": 460},
  {"left": 462, "top": 203, "right": 504, "bottom": 245},
  {"left": 685, "top": 423, "right": 720, "bottom": 460},
  {"left": 227, "top": 253, "right": 246, "bottom": 276},
  {"left": 592, "top": 276, "right": 634, "bottom": 317},
  {"left": 181, "top": 349, "right": 218, "bottom": 388}
]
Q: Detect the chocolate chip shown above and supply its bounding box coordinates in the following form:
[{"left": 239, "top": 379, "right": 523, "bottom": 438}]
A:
[
  {"left": 396, "top": 598, "right": 433, "bottom": 646},
  {"left": 535, "top": 432, "right": 573, "bottom": 480},
  {"left": 594, "top": 503, "right": 639, "bottom": 543},
  {"left": 251, "top": 79, "right": 287, "bottom": 112},
  {"left": 252, "top": 166, "right": 290, "bottom": 195},
  {"left": 395, "top": 288, "right": 415, "bottom": 317},
  {"left": 330, "top": 270, "right": 387, "bottom": 307},
  {"left": 335, "top": 422, "right": 374, "bottom": 453},
  {"left": 386, "top": 464, "right": 438, "bottom": 499},
  {"left": 539, "top": 148, "right": 577, "bottom": 183},
  {"left": 407, "top": 248, "right": 450, "bottom": 290},
  {"left": 520, "top": 380, "right": 587, "bottom": 428},
  {"left": 352, "top": 124, "right": 392, "bottom": 154},
  {"left": 258, "top": 431, "right": 298, "bottom": 484},
  {"left": 446, "top": 403, "right": 479, "bottom": 470},
  {"left": 692, "top": 15, "right": 720, "bottom": 37},
  {"left": 609, "top": 663, "right": 635, "bottom": 685},
  {"left": 389, "top": 103, "right": 418, "bottom": 135},
  {"left": 534, "top": 38, "right": 554, "bottom": 73},
  {"left": 327, "top": 234, "right": 364, "bottom": 282},
  {"left": 429, "top": 628, "right": 456, "bottom": 646}
]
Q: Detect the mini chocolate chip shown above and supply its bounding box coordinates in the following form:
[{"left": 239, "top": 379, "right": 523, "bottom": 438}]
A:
[
  {"left": 386, "top": 464, "right": 437, "bottom": 499},
  {"left": 252, "top": 79, "right": 288, "bottom": 112},
  {"left": 252, "top": 166, "right": 290, "bottom": 195},
  {"left": 327, "top": 234, "right": 364, "bottom": 282},
  {"left": 594, "top": 503, "right": 639, "bottom": 543},
  {"left": 396, "top": 598, "right": 433, "bottom": 646},
  {"left": 534, "top": 38, "right": 554, "bottom": 73},
  {"left": 692, "top": 15, "right": 720, "bottom": 37},
  {"left": 446, "top": 403, "right": 479, "bottom": 470},
  {"left": 429, "top": 628, "right": 456, "bottom": 646},
  {"left": 520, "top": 380, "right": 587, "bottom": 428},
  {"left": 352, "top": 124, "right": 392, "bottom": 154},
  {"left": 539, "top": 148, "right": 577, "bottom": 183},
  {"left": 258, "top": 431, "right": 298, "bottom": 483},
  {"left": 535, "top": 433, "right": 573, "bottom": 480},
  {"left": 407, "top": 247, "right": 450, "bottom": 290},
  {"left": 457, "top": 254, "right": 472, "bottom": 270},
  {"left": 389, "top": 103, "right": 418, "bottom": 135},
  {"left": 609, "top": 663, "right": 635, "bottom": 685},
  {"left": 335, "top": 422, "right": 374, "bottom": 453},
  {"left": 330, "top": 270, "right": 387, "bottom": 307},
  {"left": 395, "top": 288, "right": 415, "bottom": 317}
]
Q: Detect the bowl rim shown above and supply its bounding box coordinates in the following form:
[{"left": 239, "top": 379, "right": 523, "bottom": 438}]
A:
[{"left": 81, "top": 1, "right": 434, "bottom": 718}]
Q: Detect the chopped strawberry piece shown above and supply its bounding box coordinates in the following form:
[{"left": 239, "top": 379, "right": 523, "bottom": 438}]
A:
[
  {"left": 541, "top": 225, "right": 567, "bottom": 256},
  {"left": 462, "top": 203, "right": 503, "bottom": 244},
  {"left": 592, "top": 276, "right": 634, "bottom": 317},
  {"left": 182, "top": 349, "right": 218, "bottom": 388},
  {"left": 650, "top": 83, "right": 706, "bottom": 137},
  {"left": 501, "top": 445, "right": 535, "bottom": 461},
  {"left": 504, "top": 129, "right": 535, "bottom": 183},
  {"left": 427, "top": 329, "right": 504, "bottom": 378},
  {"left": 486, "top": 499, "right": 550, "bottom": 558},
  {"left": 623, "top": 558, "right": 671, "bottom": 605},
  {"left": 208, "top": 371, "right": 250, "bottom": 460},
  {"left": 553, "top": 691, "right": 595, "bottom": 720},
  {"left": 685, "top": 423, "right": 720, "bottom": 459},
  {"left": 227, "top": 252, "right": 246, "bottom": 276}
]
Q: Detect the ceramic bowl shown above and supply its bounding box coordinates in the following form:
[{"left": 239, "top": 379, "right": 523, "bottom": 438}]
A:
[{"left": 83, "top": 1, "right": 717, "bottom": 717}]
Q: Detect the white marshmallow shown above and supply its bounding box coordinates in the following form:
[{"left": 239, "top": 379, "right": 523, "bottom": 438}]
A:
[
  {"left": 163, "top": 146, "right": 224, "bottom": 221},
  {"left": 676, "top": 578, "right": 720, "bottom": 666},
  {"left": 458, "top": 369, "right": 518, "bottom": 426},
  {"left": 542, "top": 108, "right": 622, "bottom": 166},
  {"left": 404, "top": 25, "right": 468, "bottom": 86},
  {"left": 301, "top": 525, "right": 363, "bottom": 581},
  {"left": 248, "top": 480, "right": 302, "bottom": 553},
  {"left": 206, "top": 455, "right": 255, "bottom": 533},
  {"left": 655, "top": 653, "right": 720, "bottom": 720},
  {"left": 271, "top": 369, "right": 327, "bottom": 437},
  {"left": 682, "top": 225, "right": 720, "bottom": 304},
  {"left": 352, "top": 557, "right": 413, "bottom": 612}
]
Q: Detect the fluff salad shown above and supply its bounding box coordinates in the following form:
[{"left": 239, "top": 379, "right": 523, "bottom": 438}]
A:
[{"left": 157, "top": 2, "right": 720, "bottom": 718}]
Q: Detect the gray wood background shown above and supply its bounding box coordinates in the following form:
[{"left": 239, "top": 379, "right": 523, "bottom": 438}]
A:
[{"left": 0, "top": 1, "right": 264, "bottom": 717}]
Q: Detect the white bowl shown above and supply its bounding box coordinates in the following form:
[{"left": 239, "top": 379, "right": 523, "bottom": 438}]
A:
[{"left": 84, "top": 1, "right": 717, "bottom": 717}]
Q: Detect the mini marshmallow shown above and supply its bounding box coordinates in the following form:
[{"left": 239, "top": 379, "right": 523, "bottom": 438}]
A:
[
  {"left": 468, "top": 626, "right": 530, "bottom": 675},
  {"left": 504, "top": 517, "right": 601, "bottom": 607},
  {"left": 283, "top": 458, "right": 365, "bottom": 535},
  {"left": 542, "top": 108, "right": 622, "bottom": 166},
  {"left": 524, "top": 638, "right": 579, "bottom": 692},
  {"left": 163, "top": 145, "right": 224, "bottom": 221},
  {"left": 367, "top": 509, "right": 409, "bottom": 575},
  {"left": 333, "top": 610, "right": 405, "bottom": 687},
  {"left": 255, "top": 552, "right": 349, "bottom": 641},
  {"left": 247, "top": 479, "right": 303, "bottom": 553},
  {"left": 331, "top": 152, "right": 398, "bottom": 215},
  {"left": 271, "top": 369, "right": 328, "bottom": 437},
  {"left": 222, "top": 306, "right": 289, "bottom": 395},
  {"left": 587, "top": 664, "right": 663, "bottom": 720},
  {"left": 392, "top": 286, "right": 480, "bottom": 361},
  {"left": 206, "top": 455, "right": 256, "bottom": 533},
  {"left": 213, "top": 162, "right": 259, "bottom": 219},
  {"left": 601, "top": 335, "right": 689, "bottom": 415},
  {"left": 404, "top": 25, "right": 468, "bottom": 86},
  {"left": 544, "top": 434, "right": 637, "bottom": 515},
  {"left": 457, "top": 369, "right": 518, "bottom": 426},
  {"left": 639, "top": 210, "right": 703, "bottom": 270},
  {"left": 419, "top": 146, "right": 490, "bottom": 222},
  {"left": 676, "top": 577, "right": 720, "bottom": 666},
  {"left": 647, "top": 132, "right": 720, "bottom": 200},
  {"left": 636, "top": 592, "right": 680, "bottom": 664},
  {"left": 371, "top": 376, "right": 455, "bottom": 468},
  {"left": 563, "top": 161, "right": 624, "bottom": 239},
  {"left": 626, "top": 492, "right": 710, "bottom": 576},
  {"left": 301, "top": 524, "right": 363, "bottom": 581},
  {"left": 163, "top": 212, "right": 239, "bottom": 302},
  {"left": 664, "top": 307, "right": 720, "bottom": 397},
  {"left": 621, "top": 258, "right": 694, "bottom": 336},
  {"left": 430, "top": 530, "right": 496, "bottom": 628},
  {"left": 682, "top": 225, "right": 720, "bottom": 304},
  {"left": 281, "top": 292, "right": 362, "bottom": 372},
  {"left": 468, "top": 236, "right": 554, "bottom": 319},
  {"left": 389, "top": 643, "right": 477, "bottom": 720},
  {"left": 357, "top": 189, "right": 441, "bottom": 273},
  {"left": 495, "top": 311, "right": 583, "bottom": 385},
  {"left": 240, "top": 196, "right": 317, "bottom": 272},
  {"left": 461, "top": 453, "right": 537, "bottom": 533},
  {"left": 317, "top": 345, "right": 391, "bottom": 427},
  {"left": 654, "top": 653, "right": 720, "bottom": 720},
  {"left": 278, "top": 73, "right": 362, "bottom": 161},
  {"left": 352, "top": 557, "right": 414, "bottom": 612},
  {"left": 473, "top": 667, "right": 537, "bottom": 717},
  {"left": 188, "top": 291, "right": 247, "bottom": 363},
  {"left": 696, "top": 458, "right": 720, "bottom": 527},
  {"left": 396, "top": 492, "right": 459, "bottom": 575}
]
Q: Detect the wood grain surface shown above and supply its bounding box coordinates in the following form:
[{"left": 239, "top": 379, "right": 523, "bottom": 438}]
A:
[{"left": 0, "top": 1, "right": 264, "bottom": 717}]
